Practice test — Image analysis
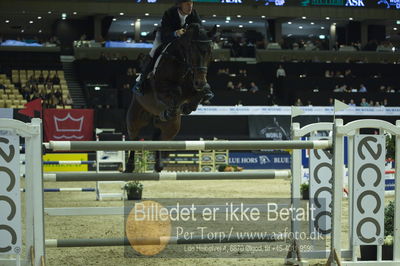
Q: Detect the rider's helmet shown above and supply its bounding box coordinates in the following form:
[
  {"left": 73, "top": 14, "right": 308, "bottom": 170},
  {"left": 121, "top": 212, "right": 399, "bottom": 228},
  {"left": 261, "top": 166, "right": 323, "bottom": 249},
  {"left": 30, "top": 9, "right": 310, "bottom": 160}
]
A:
[{"left": 176, "top": 0, "right": 193, "bottom": 4}]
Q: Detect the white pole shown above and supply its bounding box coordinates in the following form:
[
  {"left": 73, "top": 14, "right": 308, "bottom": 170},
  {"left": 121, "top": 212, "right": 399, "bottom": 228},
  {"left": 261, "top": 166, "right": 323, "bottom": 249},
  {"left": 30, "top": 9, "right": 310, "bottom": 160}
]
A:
[
  {"left": 29, "top": 118, "right": 45, "bottom": 266},
  {"left": 331, "top": 119, "right": 344, "bottom": 264},
  {"left": 394, "top": 120, "right": 400, "bottom": 262}
]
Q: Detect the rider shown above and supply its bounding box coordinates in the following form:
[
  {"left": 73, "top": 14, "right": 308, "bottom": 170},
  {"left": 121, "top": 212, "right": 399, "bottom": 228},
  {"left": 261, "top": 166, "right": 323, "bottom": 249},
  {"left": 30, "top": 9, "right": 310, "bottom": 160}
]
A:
[{"left": 132, "top": 0, "right": 214, "bottom": 103}]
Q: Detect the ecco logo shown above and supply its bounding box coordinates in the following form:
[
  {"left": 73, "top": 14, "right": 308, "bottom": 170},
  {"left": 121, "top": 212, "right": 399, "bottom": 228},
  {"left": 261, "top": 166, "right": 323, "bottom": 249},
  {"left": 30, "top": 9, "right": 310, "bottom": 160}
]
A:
[{"left": 345, "top": 0, "right": 365, "bottom": 6}]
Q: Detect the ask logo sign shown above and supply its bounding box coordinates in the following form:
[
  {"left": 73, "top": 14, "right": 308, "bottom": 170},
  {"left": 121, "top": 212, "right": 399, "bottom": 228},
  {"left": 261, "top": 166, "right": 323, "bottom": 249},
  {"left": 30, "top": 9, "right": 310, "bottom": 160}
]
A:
[{"left": 345, "top": 0, "right": 365, "bottom": 6}]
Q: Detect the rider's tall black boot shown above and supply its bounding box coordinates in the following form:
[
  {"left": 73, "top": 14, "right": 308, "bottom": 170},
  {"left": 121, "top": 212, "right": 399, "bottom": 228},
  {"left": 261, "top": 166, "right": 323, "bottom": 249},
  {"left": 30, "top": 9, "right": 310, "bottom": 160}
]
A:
[{"left": 132, "top": 55, "right": 153, "bottom": 96}]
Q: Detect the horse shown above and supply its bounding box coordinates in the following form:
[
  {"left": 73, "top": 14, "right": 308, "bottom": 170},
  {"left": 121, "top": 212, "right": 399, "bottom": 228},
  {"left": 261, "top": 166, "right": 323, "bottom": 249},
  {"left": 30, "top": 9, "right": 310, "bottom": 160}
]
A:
[{"left": 125, "top": 23, "right": 217, "bottom": 172}]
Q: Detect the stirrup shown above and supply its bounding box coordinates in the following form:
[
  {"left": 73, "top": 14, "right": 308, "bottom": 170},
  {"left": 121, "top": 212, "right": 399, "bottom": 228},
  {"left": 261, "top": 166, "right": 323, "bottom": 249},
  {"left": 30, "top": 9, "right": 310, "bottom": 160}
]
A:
[
  {"left": 201, "top": 90, "right": 214, "bottom": 103},
  {"left": 159, "top": 110, "right": 169, "bottom": 122},
  {"left": 132, "top": 82, "right": 143, "bottom": 96},
  {"left": 159, "top": 108, "right": 177, "bottom": 122}
]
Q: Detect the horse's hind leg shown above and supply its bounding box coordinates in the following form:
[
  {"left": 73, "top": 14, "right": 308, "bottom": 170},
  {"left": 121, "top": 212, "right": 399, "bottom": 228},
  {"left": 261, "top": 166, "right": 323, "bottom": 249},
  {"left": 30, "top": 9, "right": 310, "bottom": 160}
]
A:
[
  {"left": 125, "top": 97, "right": 151, "bottom": 173},
  {"left": 152, "top": 128, "right": 165, "bottom": 173},
  {"left": 153, "top": 117, "right": 181, "bottom": 173}
]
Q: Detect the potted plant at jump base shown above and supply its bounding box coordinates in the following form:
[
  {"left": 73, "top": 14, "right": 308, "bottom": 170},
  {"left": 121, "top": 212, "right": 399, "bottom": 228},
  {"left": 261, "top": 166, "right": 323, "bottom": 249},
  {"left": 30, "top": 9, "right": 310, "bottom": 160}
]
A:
[
  {"left": 300, "top": 183, "right": 309, "bottom": 200},
  {"left": 124, "top": 181, "right": 143, "bottom": 200},
  {"left": 360, "top": 200, "right": 394, "bottom": 260}
]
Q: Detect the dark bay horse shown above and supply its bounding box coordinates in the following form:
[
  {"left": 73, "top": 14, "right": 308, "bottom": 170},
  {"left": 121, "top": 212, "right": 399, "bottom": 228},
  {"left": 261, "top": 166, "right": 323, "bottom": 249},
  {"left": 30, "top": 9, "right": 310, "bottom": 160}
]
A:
[{"left": 126, "top": 23, "right": 217, "bottom": 172}]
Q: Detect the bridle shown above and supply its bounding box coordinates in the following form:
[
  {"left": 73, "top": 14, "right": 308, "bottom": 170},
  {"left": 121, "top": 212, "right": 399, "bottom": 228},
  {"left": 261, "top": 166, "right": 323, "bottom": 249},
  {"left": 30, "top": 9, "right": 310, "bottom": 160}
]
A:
[
  {"left": 161, "top": 38, "right": 212, "bottom": 78},
  {"left": 185, "top": 39, "right": 212, "bottom": 74}
]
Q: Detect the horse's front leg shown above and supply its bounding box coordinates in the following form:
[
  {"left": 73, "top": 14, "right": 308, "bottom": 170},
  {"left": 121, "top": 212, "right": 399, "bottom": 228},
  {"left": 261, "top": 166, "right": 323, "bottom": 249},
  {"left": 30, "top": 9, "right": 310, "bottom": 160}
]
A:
[
  {"left": 151, "top": 128, "right": 167, "bottom": 173},
  {"left": 182, "top": 91, "right": 204, "bottom": 115},
  {"left": 125, "top": 150, "right": 136, "bottom": 173},
  {"left": 154, "top": 151, "right": 168, "bottom": 173},
  {"left": 159, "top": 85, "right": 182, "bottom": 122}
]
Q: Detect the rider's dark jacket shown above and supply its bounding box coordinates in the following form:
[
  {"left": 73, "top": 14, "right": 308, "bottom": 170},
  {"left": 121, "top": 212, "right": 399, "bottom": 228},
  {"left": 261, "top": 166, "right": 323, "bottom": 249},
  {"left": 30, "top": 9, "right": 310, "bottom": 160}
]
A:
[{"left": 160, "top": 6, "right": 202, "bottom": 43}]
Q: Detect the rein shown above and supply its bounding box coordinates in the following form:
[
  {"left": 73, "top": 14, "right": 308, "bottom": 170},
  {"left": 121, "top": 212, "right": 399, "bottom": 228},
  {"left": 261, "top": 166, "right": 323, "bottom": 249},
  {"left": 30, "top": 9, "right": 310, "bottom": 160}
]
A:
[{"left": 161, "top": 39, "right": 212, "bottom": 75}]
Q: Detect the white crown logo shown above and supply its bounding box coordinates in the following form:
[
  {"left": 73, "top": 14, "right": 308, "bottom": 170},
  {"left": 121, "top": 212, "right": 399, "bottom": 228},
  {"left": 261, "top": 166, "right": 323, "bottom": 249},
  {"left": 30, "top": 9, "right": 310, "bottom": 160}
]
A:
[{"left": 54, "top": 113, "right": 84, "bottom": 132}]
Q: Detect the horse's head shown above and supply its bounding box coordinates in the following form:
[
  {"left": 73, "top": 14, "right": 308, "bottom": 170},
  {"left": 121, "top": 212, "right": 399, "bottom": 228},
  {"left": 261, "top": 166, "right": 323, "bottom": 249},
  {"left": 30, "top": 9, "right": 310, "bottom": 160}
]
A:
[{"left": 180, "top": 23, "right": 217, "bottom": 91}]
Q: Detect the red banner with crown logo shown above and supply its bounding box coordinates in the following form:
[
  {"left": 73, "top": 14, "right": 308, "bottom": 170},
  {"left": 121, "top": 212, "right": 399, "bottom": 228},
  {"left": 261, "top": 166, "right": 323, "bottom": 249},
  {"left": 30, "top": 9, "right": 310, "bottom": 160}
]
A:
[{"left": 44, "top": 109, "right": 94, "bottom": 141}]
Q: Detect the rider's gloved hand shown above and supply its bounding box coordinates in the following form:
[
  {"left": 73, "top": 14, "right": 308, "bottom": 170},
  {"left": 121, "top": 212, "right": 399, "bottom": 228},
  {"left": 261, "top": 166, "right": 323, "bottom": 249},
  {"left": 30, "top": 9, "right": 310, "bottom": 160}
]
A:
[{"left": 175, "top": 28, "right": 186, "bottom": 37}]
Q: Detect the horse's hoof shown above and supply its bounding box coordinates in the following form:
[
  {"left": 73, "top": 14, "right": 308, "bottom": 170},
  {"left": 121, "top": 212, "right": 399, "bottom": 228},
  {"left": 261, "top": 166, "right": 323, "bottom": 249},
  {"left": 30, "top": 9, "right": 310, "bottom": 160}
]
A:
[
  {"left": 182, "top": 104, "right": 194, "bottom": 115},
  {"left": 124, "top": 165, "right": 135, "bottom": 173},
  {"left": 154, "top": 164, "right": 164, "bottom": 173}
]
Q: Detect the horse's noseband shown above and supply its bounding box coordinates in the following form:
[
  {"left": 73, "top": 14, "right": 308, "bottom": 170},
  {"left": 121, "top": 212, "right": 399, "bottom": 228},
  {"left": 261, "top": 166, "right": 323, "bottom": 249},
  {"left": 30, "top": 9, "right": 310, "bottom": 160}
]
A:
[{"left": 186, "top": 39, "right": 212, "bottom": 73}]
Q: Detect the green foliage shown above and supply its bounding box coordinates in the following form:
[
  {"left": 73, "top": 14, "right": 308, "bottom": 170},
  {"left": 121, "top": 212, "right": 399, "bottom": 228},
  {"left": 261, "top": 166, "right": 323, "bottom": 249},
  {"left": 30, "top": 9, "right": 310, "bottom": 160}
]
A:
[
  {"left": 218, "top": 164, "right": 227, "bottom": 172},
  {"left": 386, "top": 135, "right": 395, "bottom": 160},
  {"left": 384, "top": 201, "right": 394, "bottom": 239},
  {"left": 217, "top": 164, "right": 243, "bottom": 172},
  {"left": 300, "top": 183, "right": 309, "bottom": 193},
  {"left": 124, "top": 181, "right": 143, "bottom": 192}
]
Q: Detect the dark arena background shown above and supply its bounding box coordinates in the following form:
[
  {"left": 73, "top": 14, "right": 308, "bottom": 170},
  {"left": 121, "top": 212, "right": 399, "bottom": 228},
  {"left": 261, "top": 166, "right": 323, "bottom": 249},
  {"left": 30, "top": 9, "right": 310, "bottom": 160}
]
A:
[{"left": 1, "top": 0, "right": 400, "bottom": 265}]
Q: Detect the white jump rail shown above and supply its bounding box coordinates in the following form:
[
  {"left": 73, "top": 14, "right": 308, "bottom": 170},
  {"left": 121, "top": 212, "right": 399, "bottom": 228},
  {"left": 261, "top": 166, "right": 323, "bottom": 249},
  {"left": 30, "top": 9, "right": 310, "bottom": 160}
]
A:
[
  {"left": 43, "top": 170, "right": 291, "bottom": 182},
  {"left": 46, "top": 140, "right": 332, "bottom": 151}
]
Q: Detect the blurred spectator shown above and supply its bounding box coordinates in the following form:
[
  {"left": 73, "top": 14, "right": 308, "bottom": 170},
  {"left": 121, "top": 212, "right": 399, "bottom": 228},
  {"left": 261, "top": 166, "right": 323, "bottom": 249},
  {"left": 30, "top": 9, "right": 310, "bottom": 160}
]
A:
[
  {"left": 266, "top": 83, "right": 276, "bottom": 105},
  {"left": 235, "top": 82, "right": 246, "bottom": 91},
  {"left": 48, "top": 94, "right": 59, "bottom": 108},
  {"left": 99, "top": 52, "right": 109, "bottom": 61},
  {"left": 54, "top": 87, "right": 62, "bottom": 101},
  {"left": 386, "top": 86, "right": 395, "bottom": 93},
  {"left": 348, "top": 99, "right": 356, "bottom": 106},
  {"left": 52, "top": 73, "right": 60, "bottom": 85},
  {"left": 333, "top": 84, "right": 347, "bottom": 92},
  {"left": 325, "top": 70, "right": 332, "bottom": 78},
  {"left": 344, "top": 69, "right": 354, "bottom": 78},
  {"left": 359, "top": 84, "right": 367, "bottom": 92},
  {"left": 21, "top": 85, "right": 31, "bottom": 100},
  {"left": 276, "top": 65, "right": 286, "bottom": 78},
  {"left": 27, "top": 75, "right": 37, "bottom": 86},
  {"left": 360, "top": 98, "right": 369, "bottom": 106},
  {"left": 249, "top": 82, "right": 259, "bottom": 93},
  {"left": 294, "top": 98, "right": 303, "bottom": 106},
  {"left": 350, "top": 86, "right": 357, "bottom": 93},
  {"left": 30, "top": 90, "right": 41, "bottom": 101},
  {"left": 64, "top": 93, "right": 73, "bottom": 105},
  {"left": 111, "top": 53, "right": 120, "bottom": 61},
  {"left": 38, "top": 73, "right": 45, "bottom": 84},
  {"left": 333, "top": 41, "right": 339, "bottom": 51},
  {"left": 123, "top": 68, "right": 137, "bottom": 89},
  {"left": 136, "top": 53, "right": 145, "bottom": 67},
  {"left": 335, "top": 71, "right": 344, "bottom": 78},
  {"left": 226, "top": 81, "right": 234, "bottom": 90}
]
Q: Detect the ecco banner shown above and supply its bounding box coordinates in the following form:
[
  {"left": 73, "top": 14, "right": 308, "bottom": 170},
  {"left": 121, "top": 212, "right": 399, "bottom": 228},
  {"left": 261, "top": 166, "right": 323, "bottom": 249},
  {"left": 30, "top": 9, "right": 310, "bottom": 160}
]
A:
[
  {"left": 0, "top": 131, "right": 21, "bottom": 255},
  {"left": 309, "top": 137, "right": 333, "bottom": 235},
  {"left": 352, "top": 135, "right": 385, "bottom": 245}
]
